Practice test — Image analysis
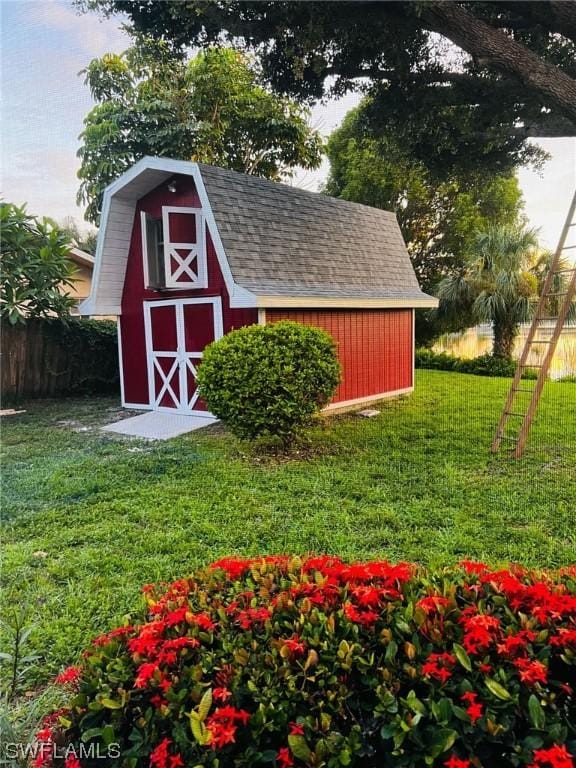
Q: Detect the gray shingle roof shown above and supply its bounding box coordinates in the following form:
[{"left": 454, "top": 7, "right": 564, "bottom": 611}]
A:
[{"left": 199, "top": 164, "right": 433, "bottom": 303}]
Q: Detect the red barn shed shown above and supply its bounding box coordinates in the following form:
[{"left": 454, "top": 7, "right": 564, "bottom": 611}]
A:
[{"left": 81, "top": 157, "right": 437, "bottom": 417}]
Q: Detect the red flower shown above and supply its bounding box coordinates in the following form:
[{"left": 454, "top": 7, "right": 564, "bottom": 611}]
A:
[
  {"left": 92, "top": 624, "right": 134, "bottom": 647},
  {"left": 283, "top": 637, "right": 306, "bottom": 656},
  {"left": 550, "top": 629, "right": 576, "bottom": 648},
  {"left": 514, "top": 657, "right": 548, "bottom": 686},
  {"left": 343, "top": 603, "right": 380, "bottom": 627},
  {"left": 460, "top": 691, "right": 484, "bottom": 724},
  {"left": 527, "top": 744, "right": 574, "bottom": 768},
  {"left": 421, "top": 653, "right": 457, "bottom": 684},
  {"left": 459, "top": 560, "right": 488, "bottom": 575},
  {"left": 128, "top": 621, "right": 165, "bottom": 658},
  {"left": 276, "top": 747, "right": 294, "bottom": 768},
  {"left": 460, "top": 613, "right": 500, "bottom": 655},
  {"left": 189, "top": 612, "right": 216, "bottom": 632},
  {"left": 149, "top": 738, "right": 184, "bottom": 768},
  {"left": 416, "top": 595, "right": 452, "bottom": 615},
  {"left": 213, "top": 687, "right": 232, "bottom": 702},
  {"left": 205, "top": 706, "right": 250, "bottom": 750},
  {"left": 236, "top": 607, "right": 271, "bottom": 630},
  {"left": 289, "top": 722, "right": 304, "bottom": 736},
  {"left": 496, "top": 631, "right": 535, "bottom": 658},
  {"left": 54, "top": 666, "right": 82, "bottom": 687},
  {"left": 134, "top": 662, "right": 161, "bottom": 688},
  {"left": 211, "top": 557, "right": 252, "bottom": 579},
  {"left": 444, "top": 758, "right": 472, "bottom": 768},
  {"left": 64, "top": 757, "right": 81, "bottom": 768}
]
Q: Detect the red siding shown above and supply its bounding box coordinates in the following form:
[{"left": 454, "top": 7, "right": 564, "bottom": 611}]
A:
[
  {"left": 119, "top": 175, "right": 257, "bottom": 405},
  {"left": 266, "top": 309, "right": 414, "bottom": 404}
]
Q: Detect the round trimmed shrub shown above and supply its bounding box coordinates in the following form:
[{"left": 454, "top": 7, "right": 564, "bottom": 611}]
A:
[
  {"left": 40, "top": 557, "right": 576, "bottom": 768},
  {"left": 196, "top": 321, "right": 341, "bottom": 442}
]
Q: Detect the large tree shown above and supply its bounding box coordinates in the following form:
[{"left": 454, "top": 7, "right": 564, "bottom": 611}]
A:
[
  {"left": 79, "top": 1, "right": 576, "bottom": 177},
  {"left": 326, "top": 104, "right": 524, "bottom": 291},
  {"left": 77, "top": 44, "right": 323, "bottom": 223},
  {"left": 326, "top": 103, "right": 525, "bottom": 344}
]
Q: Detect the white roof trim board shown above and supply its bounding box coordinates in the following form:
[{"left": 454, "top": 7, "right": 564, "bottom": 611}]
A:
[
  {"left": 80, "top": 157, "right": 438, "bottom": 316},
  {"left": 68, "top": 247, "right": 95, "bottom": 268}
]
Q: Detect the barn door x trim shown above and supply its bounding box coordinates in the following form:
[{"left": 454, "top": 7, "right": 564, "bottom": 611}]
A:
[{"left": 143, "top": 297, "right": 223, "bottom": 416}]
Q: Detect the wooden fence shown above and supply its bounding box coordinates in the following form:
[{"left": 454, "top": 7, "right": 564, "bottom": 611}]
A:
[{"left": 1, "top": 318, "right": 120, "bottom": 403}]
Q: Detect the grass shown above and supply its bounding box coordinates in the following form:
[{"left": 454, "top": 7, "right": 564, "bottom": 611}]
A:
[{"left": 1, "top": 370, "right": 575, "bottom": 683}]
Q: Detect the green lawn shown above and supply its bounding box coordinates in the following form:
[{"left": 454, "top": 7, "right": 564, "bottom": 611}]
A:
[{"left": 2, "top": 370, "right": 575, "bottom": 680}]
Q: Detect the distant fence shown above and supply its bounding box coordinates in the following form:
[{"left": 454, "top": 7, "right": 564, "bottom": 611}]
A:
[{"left": 1, "top": 318, "right": 120, "bottom": 404}]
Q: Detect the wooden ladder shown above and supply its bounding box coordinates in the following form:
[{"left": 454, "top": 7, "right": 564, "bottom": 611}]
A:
[{"left": 491, "top": 191, "right": 576, "bottom": 458}]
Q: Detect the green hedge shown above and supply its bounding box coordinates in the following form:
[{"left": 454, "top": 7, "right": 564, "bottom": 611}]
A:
[
  {"left": 415, "top": 349, "right": 537, "bottom": 379},
  {"left": 197, "top": 321, "right": 341, "bottom": 443}
]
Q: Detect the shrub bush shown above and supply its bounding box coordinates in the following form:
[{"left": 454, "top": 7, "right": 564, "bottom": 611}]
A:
[
  {"left": 196, "top": 321, "right": 341, "bottom": 443},
  {"left": 39, "top": 557, "right": 576, "bottom": 768},
  {"left": 415, "top": 350, "right": 541, "bottom": 380}
]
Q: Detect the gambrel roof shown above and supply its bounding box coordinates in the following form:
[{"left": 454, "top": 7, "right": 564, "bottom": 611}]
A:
[{"left": 81, "top": 157, "right": 437, "bottom": 316}]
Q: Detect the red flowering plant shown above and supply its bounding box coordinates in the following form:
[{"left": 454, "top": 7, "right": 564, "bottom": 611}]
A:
[{"left": 39, "top": 558, "right": 576, "bottom": 767}]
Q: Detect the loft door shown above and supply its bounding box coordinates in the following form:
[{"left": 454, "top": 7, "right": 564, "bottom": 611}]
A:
[{"left": 144, "top": 298, "right": 223, "bottom": 415}]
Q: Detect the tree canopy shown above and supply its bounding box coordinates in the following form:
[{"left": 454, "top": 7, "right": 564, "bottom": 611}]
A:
[
  {"left": 0, "top": 203, "right": 78, "bottom": 325},
  {"left": 79, "top": 1, "right": 576, "bottom": 178},
  {"left": 77, "top": 44, "right": 323, "bottom": 223},
  {"left": 326, "top": 104, "right": 524, "bottom": 291}
]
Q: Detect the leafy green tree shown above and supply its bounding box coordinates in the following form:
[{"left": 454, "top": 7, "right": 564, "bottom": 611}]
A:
[
  {"left": 325, "top": 104, "right": 524, "bottom": 344},
  {"left": 437, "top": 224, "right": 543, "bottom": 359},
  {"left": 77, "top": 44, "right": 323, "bottom": 224},
  {"left": 326, "top": 104, "right": 524, "bottom": 290},
  {"left": 79, "top": 1, "right": 576, "bottom": 177},
  {"left": 0, "top": 203, "right": 78, "bottom": 325}
]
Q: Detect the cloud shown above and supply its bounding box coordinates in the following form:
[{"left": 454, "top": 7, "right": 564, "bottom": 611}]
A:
[{"left": 32, "top": 0, "right": 129, "bottom": 59}]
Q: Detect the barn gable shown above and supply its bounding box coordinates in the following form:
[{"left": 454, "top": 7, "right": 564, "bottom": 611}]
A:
[{"left": 81, "top": 157, "right": 437, "bottom": 317}]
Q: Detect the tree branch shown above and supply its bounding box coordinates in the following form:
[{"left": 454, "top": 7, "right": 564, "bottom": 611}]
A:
[{"left": 419, "top": 1, "right": 576, "bottom": 126}]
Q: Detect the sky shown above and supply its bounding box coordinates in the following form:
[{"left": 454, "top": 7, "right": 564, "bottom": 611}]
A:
[{"left": 1, "top": 0, "right": 575, "bottom": 249}]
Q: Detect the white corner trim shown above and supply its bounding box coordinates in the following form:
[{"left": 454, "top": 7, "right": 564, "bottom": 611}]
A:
[
  {"left": 81, "top": 189, "right": 115, "bottom": 314},
  {"left": 323, "top": 387, "right": 414, "bottom": 413},
  {"left": 257, "top": 309, "right": 266, "bottom": 326},
  {"left": 141, "top": 210, "right": 151, "bottom": 290},
  {"left": 412, "top": 308, "right": 416, "bottom": 389},
  {"left": 117, "top": 317, "right": 126, "bottom": 407},
  {"left": 255, "top": 295, "right": 439, "bottom": 309}
]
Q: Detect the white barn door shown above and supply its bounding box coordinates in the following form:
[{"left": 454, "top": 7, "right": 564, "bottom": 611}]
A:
[{"left": 144, "top": 297, "right": 223, "bottom": 415}]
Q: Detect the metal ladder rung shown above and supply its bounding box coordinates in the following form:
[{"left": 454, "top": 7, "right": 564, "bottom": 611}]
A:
[
  {"left": 500, "top": 435, "right": 519, "bottom": 442},
  {"left": 505, "top": 411, "right": 527, "bottom": 417},
  {"left": 560, "top": 244, "right": 576, "bottom": 250},
  {"left": 529, "top": 339, "right": 552, "bottom": 343},
  {"left": 512, "top": 388, "right": 535, "bottom": 393},
  {"left": 545, "top": 292, "right": 568, "bottom": 298}
]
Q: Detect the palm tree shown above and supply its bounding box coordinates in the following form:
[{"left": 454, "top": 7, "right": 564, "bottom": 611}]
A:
[{"left": 437, "top": 224, "right": 541, "bottom": 360}]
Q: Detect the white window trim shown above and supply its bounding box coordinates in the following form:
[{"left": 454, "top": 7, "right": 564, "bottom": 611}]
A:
[
  {"left": 161, "top": 206, "right": 207, "bottom": 290},
  {"left": 140, "top": 211, "right": 151, "bottom": 289}
]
